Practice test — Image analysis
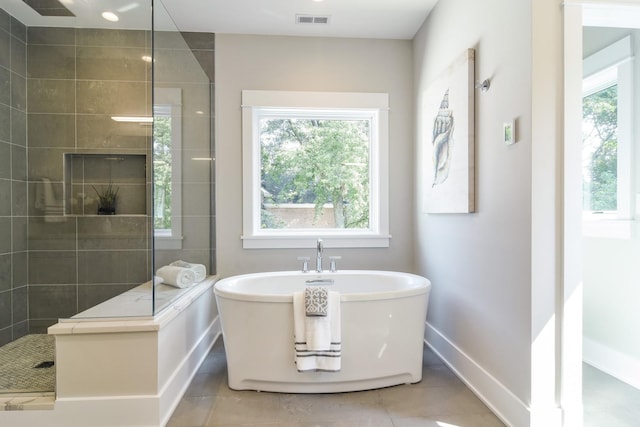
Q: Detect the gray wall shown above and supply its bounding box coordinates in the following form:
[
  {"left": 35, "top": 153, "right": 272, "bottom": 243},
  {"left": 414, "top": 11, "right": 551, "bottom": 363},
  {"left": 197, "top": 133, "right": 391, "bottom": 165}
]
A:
[
  {"left": 215, "top": 34, "right": 414, "bottom": 277},
  {"left": 0, "top": 9, "right": 28, "bottom": 346},
  {"left": 414, "top": 0, "right": 533, "bottom": 406}
]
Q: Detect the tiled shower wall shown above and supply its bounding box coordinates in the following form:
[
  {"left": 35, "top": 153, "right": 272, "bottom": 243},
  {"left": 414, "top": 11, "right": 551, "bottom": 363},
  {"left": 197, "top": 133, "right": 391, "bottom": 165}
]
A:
[
  {"left": 0, "top": 7, "right": 215, "bottom": 343},
  {"left": 0, "top": 10, "right": 28, "bottom": 346},
  {"left": 26, "top": 25, "right": 153, "bottom": 333}
]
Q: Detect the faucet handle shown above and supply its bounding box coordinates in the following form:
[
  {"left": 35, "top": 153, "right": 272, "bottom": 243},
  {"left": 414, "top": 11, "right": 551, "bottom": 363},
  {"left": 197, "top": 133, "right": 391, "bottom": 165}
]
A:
[
  {"left": 297, "top": 256, "right": 310, "bottom": 273},
  {"left": 329, "top": 256, "right": 342, "bottom": 273}
]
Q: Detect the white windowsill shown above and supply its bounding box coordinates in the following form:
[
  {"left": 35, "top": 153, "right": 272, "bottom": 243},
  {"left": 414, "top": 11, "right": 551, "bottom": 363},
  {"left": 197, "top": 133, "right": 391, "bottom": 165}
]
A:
[
  {"left": 155, "top": 235, "right": 184, "bottom": 250},
  {"left": 582, "top": 217, "right": 633, "bottom": 239},
  {"left": 241, "top": 234, "right": 391, "bottom": 249}
]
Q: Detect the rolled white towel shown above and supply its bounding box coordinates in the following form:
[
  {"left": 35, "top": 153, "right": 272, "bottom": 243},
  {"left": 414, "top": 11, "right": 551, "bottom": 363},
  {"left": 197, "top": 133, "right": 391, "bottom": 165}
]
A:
[
  {"left": 170, "top": 260, "right": 206, "bottom": 283},
  {"left": 156, "top": 266, "right": 196, "bottom": 288}
]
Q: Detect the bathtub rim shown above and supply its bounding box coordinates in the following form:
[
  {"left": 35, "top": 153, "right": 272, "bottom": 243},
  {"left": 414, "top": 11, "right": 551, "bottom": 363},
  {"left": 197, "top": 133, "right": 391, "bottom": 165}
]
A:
[{"left": 214, "top": 269, "right": 430, "bottom": 303}]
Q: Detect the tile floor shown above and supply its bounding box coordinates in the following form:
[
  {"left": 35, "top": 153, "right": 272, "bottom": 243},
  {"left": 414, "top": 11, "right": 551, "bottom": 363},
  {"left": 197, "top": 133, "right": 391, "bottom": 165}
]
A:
[
  {"left": 167, "top": 339, "right": 505, "bottom": 427},
  {"left": 583, "top": 363, "right": 640, "bottom": 427}
]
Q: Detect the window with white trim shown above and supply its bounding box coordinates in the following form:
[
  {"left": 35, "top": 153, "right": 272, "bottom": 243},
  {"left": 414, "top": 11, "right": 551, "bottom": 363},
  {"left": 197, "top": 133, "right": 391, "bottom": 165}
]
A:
[
  {"left": 153, "top": 88, "right": 183, "bottom": 249},
  {"left": 582, "top": 36, "right": 634, "bottom": 238},
  {"left": 241, "top": 90, "right": 390, "bottom": 249}
]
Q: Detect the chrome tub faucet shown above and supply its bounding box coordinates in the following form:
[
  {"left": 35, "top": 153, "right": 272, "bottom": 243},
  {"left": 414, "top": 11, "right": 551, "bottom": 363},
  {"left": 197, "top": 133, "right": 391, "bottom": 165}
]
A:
[{"left": 316, "top": 238, "right": 323, "bottom": 272}]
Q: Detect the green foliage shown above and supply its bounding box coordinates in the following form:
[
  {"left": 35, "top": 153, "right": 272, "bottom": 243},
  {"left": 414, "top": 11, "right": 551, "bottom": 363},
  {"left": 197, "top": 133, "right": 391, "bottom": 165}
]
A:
[
  {"left": 582, "top": 85, "right": 618, "bottom": 211},
  {"left": 153, "top": 116, "right": 173, "bottom": 229},
  {"left": 93, "top": 182, "right": 119, "bottom": 210},
  {"left": 260, "top": 117, "right": 370, "bottom": 228}
]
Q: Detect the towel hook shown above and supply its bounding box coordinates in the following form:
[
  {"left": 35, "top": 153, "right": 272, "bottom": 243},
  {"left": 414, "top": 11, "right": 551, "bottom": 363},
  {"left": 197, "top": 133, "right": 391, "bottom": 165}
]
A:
[{"left": 475, "top": 78, "right": 491, "bottom": 93}]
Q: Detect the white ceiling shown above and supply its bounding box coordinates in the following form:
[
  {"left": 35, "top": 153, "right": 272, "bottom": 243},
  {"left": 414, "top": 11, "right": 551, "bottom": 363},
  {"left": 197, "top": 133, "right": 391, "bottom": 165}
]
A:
[{"left": 2, "top": 0, "right": 438, "bottom": 40}]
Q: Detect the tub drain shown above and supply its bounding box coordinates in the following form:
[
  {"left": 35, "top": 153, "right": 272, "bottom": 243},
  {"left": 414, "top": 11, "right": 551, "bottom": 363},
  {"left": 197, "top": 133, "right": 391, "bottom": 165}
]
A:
[{"left": 34, "top": 361, "right": 54, "bottom": 369}]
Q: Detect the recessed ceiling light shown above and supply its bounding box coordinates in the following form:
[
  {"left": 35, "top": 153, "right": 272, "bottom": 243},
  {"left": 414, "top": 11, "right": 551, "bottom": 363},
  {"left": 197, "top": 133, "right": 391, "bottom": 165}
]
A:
[
  {"left": 141, "top": 55, "right": 153, "bottom": 63},
  {"left": 102, "top": 11, "right": 119, "bottom": 22}
]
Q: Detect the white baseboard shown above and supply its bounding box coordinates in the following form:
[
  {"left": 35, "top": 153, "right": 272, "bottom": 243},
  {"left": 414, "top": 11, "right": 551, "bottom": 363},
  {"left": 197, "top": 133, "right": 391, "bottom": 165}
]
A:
[
  {"left": 583, "top": 337, "right": 640, "bottom": 390},
  {"left": 424, "top": 322, "right": 531, "bottom": 427}
]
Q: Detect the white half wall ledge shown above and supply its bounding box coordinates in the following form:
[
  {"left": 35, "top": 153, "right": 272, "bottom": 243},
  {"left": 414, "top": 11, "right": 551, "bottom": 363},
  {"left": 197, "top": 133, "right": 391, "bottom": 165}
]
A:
[
  {"left": 424, "top": 322, "right": 532, "bottom": 427},
  {"left": 0, "top": 278, "right": 221, "bottom": 427}
]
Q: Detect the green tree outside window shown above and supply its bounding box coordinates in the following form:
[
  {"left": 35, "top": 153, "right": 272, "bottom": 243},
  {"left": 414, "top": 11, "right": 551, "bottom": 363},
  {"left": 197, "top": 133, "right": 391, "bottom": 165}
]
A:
[{"left": 582, "top": 84, "right": 618, "bottom": 212}]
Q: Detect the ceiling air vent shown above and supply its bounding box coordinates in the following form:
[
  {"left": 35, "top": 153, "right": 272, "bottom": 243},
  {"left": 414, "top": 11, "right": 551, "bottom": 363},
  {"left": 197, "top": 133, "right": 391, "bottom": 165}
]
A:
[
  {"left": 296, "top": 15, "right": 331, "bottom": 25},
  {"left": 22, "top": 0, "right": 75, "bottom": 17}
]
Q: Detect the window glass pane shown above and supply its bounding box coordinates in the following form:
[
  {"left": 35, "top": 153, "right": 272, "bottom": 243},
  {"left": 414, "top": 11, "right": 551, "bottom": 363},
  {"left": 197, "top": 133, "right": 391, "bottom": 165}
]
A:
[
  {"left": 260, "top": 117, "right": 370, "bottom": 229},
  {"left": 154, "top": 115, "right": 172, "bottom": 230},
  {"left": 582, "top": 84, "right": 617, "bottom": 212}
]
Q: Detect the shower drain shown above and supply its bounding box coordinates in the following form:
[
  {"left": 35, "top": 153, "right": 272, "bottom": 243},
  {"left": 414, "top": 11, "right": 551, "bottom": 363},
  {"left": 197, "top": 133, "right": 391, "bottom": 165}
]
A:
[{"left": 34, "top": 361, "right": 55, "bottom": 369}]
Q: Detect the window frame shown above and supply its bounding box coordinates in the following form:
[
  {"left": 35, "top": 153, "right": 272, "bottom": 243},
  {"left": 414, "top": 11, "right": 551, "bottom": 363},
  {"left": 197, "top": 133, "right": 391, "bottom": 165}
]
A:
[
  {"left": 241, "top": 90, "right": 390, "bottom": 249},
  {"left": 582, "top": 35, "right": 634, "bottom": 238}
]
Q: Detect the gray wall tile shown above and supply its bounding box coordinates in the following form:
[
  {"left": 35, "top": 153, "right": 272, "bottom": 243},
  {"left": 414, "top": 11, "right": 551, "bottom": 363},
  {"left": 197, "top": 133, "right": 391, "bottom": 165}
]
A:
[
  {"left": 180, "top": 32, "right": 215, "bottom": 51},
  {"left": 29, "top": 250, "right": 77, "bottom": 284},
  {"left": 0, "top": 290, "right": 10, "bottom": 328},
  {"left": 27, "top": 44, "right": 75, "bottom": 79},
  {"left": 0, "top": 253, "right": 10, "bottom": 292},
  {"left": 76, "top": 80, "right": 149, "bottom": 115},
  {"left": 78, "top": 250, "right": 148, "bottom": 284},
  {"left": 76, "top": 114, "right": 150, "bottom": 150},
  {"left": 0, "top": 30, "right": 9, "bottom": 70},
  {"left": 0, "top": 179, "right": 10, "bottom": 216},
  {"left": 28, "top": 217, "right": 76, "bottom": 250},
  {"left": 10, "top": 71, "right": 25, "bottom": 110},
  {"left": 0, "top": 141, "right": 9, "bottom": 178},
  {"left": 28, "top": 113, "right": 75, "bottom": 148},
  {"left": 0, "top": 66, "right": 9, "bottom": 105},
  {"left": 28, "top": 319, "right": 55, "bottom": 334},
  {"left": 12, "top": 285, "right": 27, "bottom": 323},
  {"left": 76, "top": 28, "right": 147, "bottom": 48},
  {"left": 12, "top": 216, "right": 27, "bottom": 251},
  {"left": 10, "top": 17, "right": 26, "bottom": 43},
  {"left": 13, "top": 320, "right": 28, "bottom": 338},
  {"left": 0, "top": 326, "right": 11, "bottom": 346},
  {"left": 10, "top": 35, "right": 26, "bottom": 77},
  {"left": 10, "top": 107, "right": 26, "bottom": 146},
  {"left": 0, "top": 104, "right": 9, "bottom": 143},
  {"left": 11, "top": 144, "right": 26, "bottom": 181},
  {"left": 27, "top": 27, "right": 75, "bottom": 46},
  {"left": 11, "top": 180, "right": 27, "bottom": 215},
  {"left": 0, "top": 10, "right": 9, "bottom": 33},
  {"left": 12, "top": 251, "right": 27, "bottom": 288},
  {"left": 0, "top": 217, "right": 10, "bottom": 255},
  {"left": 27, "top": 147, "right": 66, "bottom": 180},
  {"left": 29, "top": 284, "right": 77, "bottom": 318},
  {"left": 76, "top": 46, "right": 148, "bottom": 81},
  {"left": 27, "top": 78, "right": 74, "bottom": 113},
  {"left": 78, "top": 216, "right": 147, "bottom": 250}
]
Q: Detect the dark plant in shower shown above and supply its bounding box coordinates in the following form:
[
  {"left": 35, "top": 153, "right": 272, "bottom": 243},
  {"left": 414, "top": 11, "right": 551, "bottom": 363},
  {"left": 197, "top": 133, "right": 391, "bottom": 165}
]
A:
[{"left": 93, "top": 182, "right": 120, "bottom": 215}]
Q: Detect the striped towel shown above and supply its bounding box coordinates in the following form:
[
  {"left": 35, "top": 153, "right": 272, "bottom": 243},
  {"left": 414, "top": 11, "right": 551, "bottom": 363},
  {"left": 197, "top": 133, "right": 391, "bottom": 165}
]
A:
[{"left": 293, "top": 290, "right": 341, "bottom": 372}]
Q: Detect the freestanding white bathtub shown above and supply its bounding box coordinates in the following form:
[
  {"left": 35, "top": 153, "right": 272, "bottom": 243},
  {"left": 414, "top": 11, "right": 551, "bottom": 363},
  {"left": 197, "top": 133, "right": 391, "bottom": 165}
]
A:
[{"left": 214, "top": 270, "right": 431, "bottom": 393}]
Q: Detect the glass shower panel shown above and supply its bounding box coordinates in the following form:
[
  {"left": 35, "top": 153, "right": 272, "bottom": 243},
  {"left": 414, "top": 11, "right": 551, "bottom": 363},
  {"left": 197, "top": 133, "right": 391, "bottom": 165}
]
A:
[
  {"left": 151, "top": 1, "right": 214, "bottom": 314},
  {"left": 0, "top": 1, "right": 155, "bottom": 330},
  {"left": 0, "top": 0, "right": 213, "bottom": 335}
]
